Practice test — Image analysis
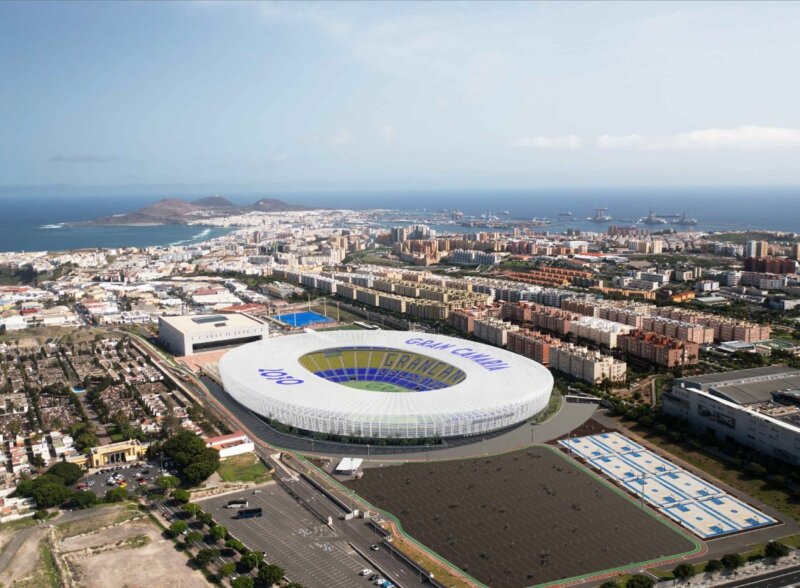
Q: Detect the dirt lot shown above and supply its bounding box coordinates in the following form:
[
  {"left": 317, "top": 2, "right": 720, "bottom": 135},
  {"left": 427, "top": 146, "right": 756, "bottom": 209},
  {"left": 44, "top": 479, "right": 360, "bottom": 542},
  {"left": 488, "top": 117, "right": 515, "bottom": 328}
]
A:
[
  {"left": 345, "top": 445, "right": 697, "bottom": 587},
  {"left": 62, "top": 518, "right": 210, "bottom": 588},
  {"left": 0, "top": 525, "right": 50, "bottom": 587}
]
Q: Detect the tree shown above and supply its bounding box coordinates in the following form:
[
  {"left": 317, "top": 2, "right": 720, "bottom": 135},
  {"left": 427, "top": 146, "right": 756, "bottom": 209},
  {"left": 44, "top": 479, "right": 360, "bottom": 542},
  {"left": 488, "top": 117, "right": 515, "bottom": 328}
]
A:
[
  {"left": 705, "top": 559, "right": 722, "bottom": 573},
  {"left": 48, "top": 461, "right": 84, "bottom": 485},
  {"left": 197, "top": 511, "right": 213, "bottom": 526},
  {"left": 232, "top": 578, "right": 254, "bottom": 588},
  {"left": 69, "top": 490, "right": 98, "bottom": 509},
  {"left": 184, "top": 530, "right": 203, "bottom": 545},
  {"left": 104, "top": 487, "right": 128, "bottom": 503},
  {"left": 258, "top": 564, "right": 285, "bottom": 586},
  {"left": 30, "top": 455, "right": 46, "bottom": 469},
  {"left": 31, "top": 483, "right": 71, "bottom": 508},
  {"left": 765, "top": 541, "right": 790, "bottom": 560},
  {"left": 672, "top": 563, "right": 695, "bottom": 581},
  {"left": 33, "top": 509, "right": 49, "bottom": 521},
  {"left": 600, "top": 583, "right": 621, "bottom": 588},
  {"left": 721, "top": 553, "right": 744, "bottom": 570},
  {"left": 183, "top": 503, "right": 200, "bottom": 517},
  {"left": 156, "top": 475, "right": 180, "bottom": 492},
  {"left": 169, "top": 520, "right": 189, "bottom": 537},
  {"left": 172, "top": 489, "right": 191, "bottom": 504},
  {"left": 625, "top": 575, "right": 654, "bottom": 588},
  {"left": 210, "top": 524, "right": 227, "bottom": 542},
  {"left": 219, "top": 562, "right": 236, "bottom": 577},
  {"left": 161, "top": 431, "right": 220, "bottom": 485},
  {"left": 194, "top": 548, "right": 219, "bottom": 566},
  {"left": 225, "top": 538, "right": 246, "bottom": 553},
  {"left": 239, "top": 551, "right": 261, "bottom": 572}
]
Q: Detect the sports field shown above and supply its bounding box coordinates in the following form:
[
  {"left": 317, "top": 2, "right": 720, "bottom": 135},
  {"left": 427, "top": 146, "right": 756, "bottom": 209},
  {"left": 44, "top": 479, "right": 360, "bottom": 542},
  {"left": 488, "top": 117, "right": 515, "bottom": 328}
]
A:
[
  {"left": 345, "top": 446, "right": 697, "bottom": 587},
  {"left": 341, "top": 380, "right": 408, "bottom": 392},
  {"left": 275, "top": 311, "right": 334, "bottom": 327}
]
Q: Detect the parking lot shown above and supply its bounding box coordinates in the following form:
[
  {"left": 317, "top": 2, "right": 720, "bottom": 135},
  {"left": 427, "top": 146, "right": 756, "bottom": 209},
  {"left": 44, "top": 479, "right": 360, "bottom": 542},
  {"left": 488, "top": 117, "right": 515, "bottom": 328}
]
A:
[
  {"left": 77, "top": 462, "right": 165, "bottom": 497},
  {"left": 200, "top": 484, "right": 374, "bottom": 588}
]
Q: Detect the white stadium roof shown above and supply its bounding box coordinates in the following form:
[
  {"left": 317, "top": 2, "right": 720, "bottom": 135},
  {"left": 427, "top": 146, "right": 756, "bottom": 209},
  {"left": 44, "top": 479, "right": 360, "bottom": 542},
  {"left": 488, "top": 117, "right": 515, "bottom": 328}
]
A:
[{"left": 218, "top": 330, "right": 553, "bottom": 440}]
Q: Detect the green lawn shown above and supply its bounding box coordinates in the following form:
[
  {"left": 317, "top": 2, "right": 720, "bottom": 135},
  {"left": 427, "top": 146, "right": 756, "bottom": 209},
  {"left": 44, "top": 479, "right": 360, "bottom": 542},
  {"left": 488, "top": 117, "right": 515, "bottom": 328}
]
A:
[
  {"left": 217, "top": 453, "right": 272, "bottom": 484},
  {"left": 309, "top": 303, "right": 363, "bottom": 324}
]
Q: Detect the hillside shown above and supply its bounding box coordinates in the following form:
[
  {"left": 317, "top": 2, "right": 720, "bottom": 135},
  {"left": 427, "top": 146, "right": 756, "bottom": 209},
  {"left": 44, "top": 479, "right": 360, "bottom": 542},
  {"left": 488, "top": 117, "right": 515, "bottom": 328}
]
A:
[{"left": 84, "top": 196, "right": 309, "bottom": 226}]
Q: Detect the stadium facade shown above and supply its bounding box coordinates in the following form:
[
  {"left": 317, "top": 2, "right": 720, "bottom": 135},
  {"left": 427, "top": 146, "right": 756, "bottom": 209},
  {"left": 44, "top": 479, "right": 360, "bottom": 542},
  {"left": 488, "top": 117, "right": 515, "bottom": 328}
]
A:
[{"left": 218, "top": 331, "right": 553, "bottom": 440}]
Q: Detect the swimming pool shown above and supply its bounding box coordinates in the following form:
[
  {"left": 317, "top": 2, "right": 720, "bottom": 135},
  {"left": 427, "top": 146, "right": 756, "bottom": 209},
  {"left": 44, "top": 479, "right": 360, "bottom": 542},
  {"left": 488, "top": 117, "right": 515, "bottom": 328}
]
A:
[{"left": 275, "top": 311, "right": 334, "bottom": 328}]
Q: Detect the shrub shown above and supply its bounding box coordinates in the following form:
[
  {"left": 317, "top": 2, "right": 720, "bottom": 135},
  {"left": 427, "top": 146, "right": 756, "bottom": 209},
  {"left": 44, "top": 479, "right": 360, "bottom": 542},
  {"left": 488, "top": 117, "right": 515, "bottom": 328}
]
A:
[{"left": 765, "top": 541, "right": 790, "bottom": 559}]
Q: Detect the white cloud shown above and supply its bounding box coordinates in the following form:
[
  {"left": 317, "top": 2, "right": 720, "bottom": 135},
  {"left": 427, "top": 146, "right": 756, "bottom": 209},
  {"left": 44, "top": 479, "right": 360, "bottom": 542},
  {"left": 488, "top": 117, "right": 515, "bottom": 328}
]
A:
[
  {"left": 330, "top": 129, "right": 352, "bottom": 146},
  {"left": 513, "top": 135, "right": 582, "bottom": 150},
  {"left": 597, "top": 126, "right": 800, "bottom": 151},
  {"left": 377, "top": 123, "right": 396, "bottom": 141}
]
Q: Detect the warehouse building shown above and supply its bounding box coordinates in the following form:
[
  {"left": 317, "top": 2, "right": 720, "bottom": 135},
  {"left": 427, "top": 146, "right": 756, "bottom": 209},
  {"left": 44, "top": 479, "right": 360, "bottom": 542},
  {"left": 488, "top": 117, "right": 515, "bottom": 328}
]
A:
[{"left": 663, "top": 366, "right": 800, "bottom": 464}]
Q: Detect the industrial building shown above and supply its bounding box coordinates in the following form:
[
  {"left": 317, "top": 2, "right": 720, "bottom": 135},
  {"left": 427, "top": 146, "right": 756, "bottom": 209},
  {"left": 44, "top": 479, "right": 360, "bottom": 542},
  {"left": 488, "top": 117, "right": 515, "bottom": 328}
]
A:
[
  {"left": 663, "top": 366, "right": 800, "bottom": 464},
  {"left": 158, "top": 313, "right": 270, "bottom": 356}
]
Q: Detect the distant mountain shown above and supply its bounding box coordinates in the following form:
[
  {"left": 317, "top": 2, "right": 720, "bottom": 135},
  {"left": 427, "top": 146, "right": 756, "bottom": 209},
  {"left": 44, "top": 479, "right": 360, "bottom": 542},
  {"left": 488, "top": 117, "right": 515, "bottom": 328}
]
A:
[
  {"left": 83, "top": 196, "right": 309, "bottom": 226},
  {"left": 247, "top": 198, "right": 309, "bottom": 212},
  {"left": 191, "top": 195, "right": 236, "bottom": 208}
]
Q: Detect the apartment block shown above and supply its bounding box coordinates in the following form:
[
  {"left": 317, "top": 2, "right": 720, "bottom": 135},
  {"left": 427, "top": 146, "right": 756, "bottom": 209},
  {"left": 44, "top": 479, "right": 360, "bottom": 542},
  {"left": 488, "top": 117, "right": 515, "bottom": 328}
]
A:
[
  {"left": 618, "top": 330, "right": 700, "bottom": 368},
  {"left": 507, "top": 329, "right": 560, "bottom": 366},
  {"left": 473, "top": 317, "right": 519, "bottom": 347},
  {"left": 549, "top": 344, "right": 627, "bottom": 384}
]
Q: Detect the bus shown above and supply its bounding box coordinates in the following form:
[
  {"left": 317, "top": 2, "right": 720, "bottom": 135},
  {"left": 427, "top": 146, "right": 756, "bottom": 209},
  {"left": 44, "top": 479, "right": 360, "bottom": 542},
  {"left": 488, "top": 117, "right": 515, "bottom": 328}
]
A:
[
  {"left": 235, "top": 507, "right": 263, "bottom": 519},
  {"left": 226, "top": 499, "right": 248, "bottom": 509}
]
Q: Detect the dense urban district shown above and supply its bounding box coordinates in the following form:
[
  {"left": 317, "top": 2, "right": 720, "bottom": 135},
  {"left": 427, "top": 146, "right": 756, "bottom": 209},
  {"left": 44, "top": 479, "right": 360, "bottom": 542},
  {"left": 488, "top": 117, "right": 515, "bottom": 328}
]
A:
[{"left": 1, "top": 204, "right": 800, "bottom": 588}]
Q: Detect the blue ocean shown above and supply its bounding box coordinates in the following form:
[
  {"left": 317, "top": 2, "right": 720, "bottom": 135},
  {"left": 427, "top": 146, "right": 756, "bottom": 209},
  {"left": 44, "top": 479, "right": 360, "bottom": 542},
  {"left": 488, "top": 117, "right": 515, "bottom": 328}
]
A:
[
  {"left": 0, "top": 187, "right": 798, "bottom": 252},
  {"left": 0, "top": 195, "right": 231, "bottom": 252}
]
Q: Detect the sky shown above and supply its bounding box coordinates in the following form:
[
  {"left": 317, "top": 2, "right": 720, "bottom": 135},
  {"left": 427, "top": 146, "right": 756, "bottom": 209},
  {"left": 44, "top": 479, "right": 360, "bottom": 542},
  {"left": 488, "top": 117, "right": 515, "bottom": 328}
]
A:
[{"left": 2, "top": 1, "right": 800, "bottom": 196}]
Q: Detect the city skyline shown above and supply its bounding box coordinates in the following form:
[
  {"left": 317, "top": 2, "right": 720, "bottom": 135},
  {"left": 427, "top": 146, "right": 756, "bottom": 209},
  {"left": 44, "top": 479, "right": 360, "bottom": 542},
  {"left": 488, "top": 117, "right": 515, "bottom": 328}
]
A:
[{"left": 3, "top": 1, "right": 800, "bottom": 194}]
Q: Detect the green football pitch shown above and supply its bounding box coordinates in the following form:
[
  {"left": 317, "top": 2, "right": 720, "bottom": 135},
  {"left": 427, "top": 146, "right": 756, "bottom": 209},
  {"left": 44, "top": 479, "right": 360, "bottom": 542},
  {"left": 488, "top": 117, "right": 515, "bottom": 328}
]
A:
[{"left": 340, "top": 380, "right": 409, "bottom": 393}]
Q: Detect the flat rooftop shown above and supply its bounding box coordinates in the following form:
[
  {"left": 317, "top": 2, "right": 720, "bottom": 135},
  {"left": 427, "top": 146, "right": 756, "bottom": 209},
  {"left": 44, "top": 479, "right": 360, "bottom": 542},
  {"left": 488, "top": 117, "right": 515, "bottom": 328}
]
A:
[
  {"left": 676, "top": 366, "right": 800, "bottom": 406},
  {"left": 159, "top": 312, "right": 267, "bottom": 334}
]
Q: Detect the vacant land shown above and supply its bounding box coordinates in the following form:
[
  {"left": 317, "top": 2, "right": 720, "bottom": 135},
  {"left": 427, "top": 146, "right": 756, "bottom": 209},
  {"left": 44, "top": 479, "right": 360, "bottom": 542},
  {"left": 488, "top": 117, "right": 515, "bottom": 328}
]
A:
[
  {"left": 61, "top": 515, "right": 209, "bottom": 588},
  {"left": 345, "top": 446, "right": 696, "bottom": 588},
  {"left": 216, "top": 453, "right": 271, "bottom": 484}
]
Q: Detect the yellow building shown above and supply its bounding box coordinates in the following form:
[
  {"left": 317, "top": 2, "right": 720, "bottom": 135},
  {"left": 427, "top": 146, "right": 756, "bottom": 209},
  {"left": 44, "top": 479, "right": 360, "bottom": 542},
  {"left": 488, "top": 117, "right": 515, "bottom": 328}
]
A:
[{"left": 86, "top": 440, "right": 147, "bottom": 468}]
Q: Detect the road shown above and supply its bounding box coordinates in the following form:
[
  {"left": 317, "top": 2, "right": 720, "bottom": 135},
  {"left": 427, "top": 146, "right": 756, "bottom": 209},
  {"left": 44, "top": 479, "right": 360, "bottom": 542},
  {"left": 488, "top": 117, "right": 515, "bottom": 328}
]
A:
[
  {"left": 271, "top": 465, "right": 433, "bottom": 587},
  {"left": 194, "top": 477, "right": 430, "bottom": 588},
  {"left": 715, "top": 564, "right": 800, "bottom": 588}
]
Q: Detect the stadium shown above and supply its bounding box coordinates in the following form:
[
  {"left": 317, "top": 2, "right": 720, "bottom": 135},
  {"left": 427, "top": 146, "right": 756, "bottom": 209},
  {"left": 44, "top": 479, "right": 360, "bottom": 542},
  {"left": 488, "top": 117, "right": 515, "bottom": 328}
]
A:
[{"left": 218, "top": 330, "right": 553, "bottom": 441}]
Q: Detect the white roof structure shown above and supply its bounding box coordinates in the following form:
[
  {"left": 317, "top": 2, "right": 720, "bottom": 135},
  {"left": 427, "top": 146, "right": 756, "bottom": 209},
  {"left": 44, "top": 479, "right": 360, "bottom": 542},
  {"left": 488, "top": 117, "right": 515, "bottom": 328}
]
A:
[
  {"left": 334, "top": 457, "right": 364, "bottom": 473},
  {"left": 219, "top": 330, "right": 552, "bottom": 440}
]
